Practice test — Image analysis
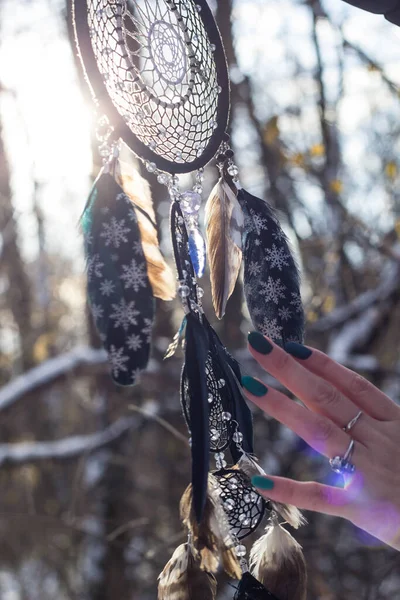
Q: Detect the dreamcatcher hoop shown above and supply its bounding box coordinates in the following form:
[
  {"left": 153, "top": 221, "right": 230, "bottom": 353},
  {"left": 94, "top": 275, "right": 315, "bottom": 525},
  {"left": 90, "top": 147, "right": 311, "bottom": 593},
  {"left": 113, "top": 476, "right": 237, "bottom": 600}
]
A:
[{"left": 73, "top": 0, "right": 230, "bottom": 173}]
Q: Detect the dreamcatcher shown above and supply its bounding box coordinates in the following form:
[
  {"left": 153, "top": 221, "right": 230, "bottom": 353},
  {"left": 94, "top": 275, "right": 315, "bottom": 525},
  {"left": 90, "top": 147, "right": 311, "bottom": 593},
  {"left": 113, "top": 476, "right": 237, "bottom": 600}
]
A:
[{"left": 73, "top": 1, "right": 307, "bottom": 598}]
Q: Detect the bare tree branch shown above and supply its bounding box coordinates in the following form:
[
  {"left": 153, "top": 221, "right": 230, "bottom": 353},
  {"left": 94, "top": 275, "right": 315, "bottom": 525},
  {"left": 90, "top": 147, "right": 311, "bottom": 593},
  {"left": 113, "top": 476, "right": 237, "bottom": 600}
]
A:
[
  {"left": 0, "top": 346, "right": 108, "bottom": 412},
  {"left": 0, "top": 416, "right": 139, "bottom": 467}
]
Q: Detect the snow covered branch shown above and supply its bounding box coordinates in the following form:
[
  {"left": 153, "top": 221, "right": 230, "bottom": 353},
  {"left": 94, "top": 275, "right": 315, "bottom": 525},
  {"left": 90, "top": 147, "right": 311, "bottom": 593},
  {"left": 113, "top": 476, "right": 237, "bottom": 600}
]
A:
[
  {"left": 0, "top": 416, "right": 139, "bottom": 467},
  {"left": 0, "top": 346, "right": 108, "bottom": 413}
]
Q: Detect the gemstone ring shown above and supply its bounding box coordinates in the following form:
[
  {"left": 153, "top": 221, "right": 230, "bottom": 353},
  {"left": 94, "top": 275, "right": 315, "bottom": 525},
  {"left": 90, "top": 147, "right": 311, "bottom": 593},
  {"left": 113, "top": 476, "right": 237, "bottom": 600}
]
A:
[{"left": 329, "top": 439, "right": 356, "bottom": 475}]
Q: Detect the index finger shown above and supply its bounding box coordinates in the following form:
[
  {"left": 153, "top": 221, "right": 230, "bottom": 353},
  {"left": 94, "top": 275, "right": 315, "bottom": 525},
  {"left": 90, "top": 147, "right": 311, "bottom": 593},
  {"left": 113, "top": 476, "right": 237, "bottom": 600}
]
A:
[{"left": 284, "top": 341, "right": 400, "bottom": 422}]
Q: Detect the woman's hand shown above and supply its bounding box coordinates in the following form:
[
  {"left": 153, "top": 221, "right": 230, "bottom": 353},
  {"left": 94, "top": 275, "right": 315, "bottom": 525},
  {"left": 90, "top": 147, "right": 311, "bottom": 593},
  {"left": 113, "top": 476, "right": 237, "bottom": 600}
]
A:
[{"left": 241, "top": 331, "right": 400, "bottom": 551}]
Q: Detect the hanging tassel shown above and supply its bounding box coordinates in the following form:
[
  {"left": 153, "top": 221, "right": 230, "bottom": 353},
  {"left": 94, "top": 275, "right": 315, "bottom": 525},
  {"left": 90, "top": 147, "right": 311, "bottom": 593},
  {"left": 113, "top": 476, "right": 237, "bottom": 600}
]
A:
[
  {"left": 205, "top": 178, "right": 244, "bottom": 319},
  {"left": 180, "top": 474, "right": 242, "bottom": 579},
  {"left": 238, "top": 453, "right": 306, "bottom": 529},
  {"left": 115, "top": 159, "right": 176, "bottom": 301},
  {"left": 82, "top": 171, "right": 154, "bottom": 386},
  {"left": 164, "top": 317, "right": 187, "bottom": 360},
  {"left": 183, "top": 312, "right": 210, "bottom": 523},
  {"left": 237, "top": 189, "right": 304, "bottom": 346},
  {"left": 158, "top": 542, "right": 217, "bottom": 600},
  {"left": 234, "top": 572, "right": 280, "bottom": 600},
  {"left": 249, "top": 518, "right": 308, "bottom": 600}
]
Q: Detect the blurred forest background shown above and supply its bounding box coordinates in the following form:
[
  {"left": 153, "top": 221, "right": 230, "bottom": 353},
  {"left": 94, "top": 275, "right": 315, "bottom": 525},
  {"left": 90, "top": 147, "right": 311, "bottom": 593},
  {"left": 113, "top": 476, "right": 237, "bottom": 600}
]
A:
[{"left": 0, "top": 0, "right": 400, "bottom": 598}]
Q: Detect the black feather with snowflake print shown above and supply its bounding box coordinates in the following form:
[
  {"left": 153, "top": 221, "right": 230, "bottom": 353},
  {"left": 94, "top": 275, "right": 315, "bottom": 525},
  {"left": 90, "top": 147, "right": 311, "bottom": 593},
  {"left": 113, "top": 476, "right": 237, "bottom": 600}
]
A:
[
  {"left": 238, "top": 189, "right": 305, "bottom": 346},
  {"left": 82, "top": 171, "right": 155, "bottom": 386}
]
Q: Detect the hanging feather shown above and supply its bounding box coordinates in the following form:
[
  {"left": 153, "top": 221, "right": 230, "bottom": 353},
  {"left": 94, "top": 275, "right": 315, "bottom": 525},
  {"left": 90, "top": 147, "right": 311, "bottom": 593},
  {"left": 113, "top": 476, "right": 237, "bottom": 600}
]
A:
[
  {"left": 204, "top": 318, "right": 254, "bottom": 462},
  {"left": 237, "top": 189, "right": 305, "bottom": 346},
  {"left": 249, "top": 519, "right": 308, "bottom": 600},
  {"left": 183, "top": 312, "right": 210, "bottom": 523},
  {"left": 158, "top": 543, "right": 217, "bottom": 600},
  {"left": 238, "top": 453, "right": 306, "bottom": 529},
  {"left": 82, "top": 171, "right": 154, "bottom": 386},
  {"left": 180, "top": 474, "right": 242, "bottom": 579},
  {"left": 115, "top": 158, "right": 176, "bottom": 301},
  {"left": 205, "top": 178, "right": 244, "bottom": 319},
  {"left": 234, "top": 572, "right": 280, "bottom": 600}
]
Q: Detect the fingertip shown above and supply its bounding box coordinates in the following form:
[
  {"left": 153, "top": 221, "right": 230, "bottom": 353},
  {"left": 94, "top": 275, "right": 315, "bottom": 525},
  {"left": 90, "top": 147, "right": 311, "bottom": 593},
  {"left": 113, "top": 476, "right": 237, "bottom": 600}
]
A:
[{"left": 252, "top": 475, "right": 275, "bottom": 491}]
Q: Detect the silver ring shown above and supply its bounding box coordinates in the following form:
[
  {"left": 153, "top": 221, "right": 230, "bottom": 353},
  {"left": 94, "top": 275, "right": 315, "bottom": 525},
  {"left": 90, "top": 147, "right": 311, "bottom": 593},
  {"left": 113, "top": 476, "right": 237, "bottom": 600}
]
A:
[
  {"left": 329, "top": 439, "right": 356, "bottom": 475},
  {"left": 343, "top": 410, "right": 363, "bottom": 433}
]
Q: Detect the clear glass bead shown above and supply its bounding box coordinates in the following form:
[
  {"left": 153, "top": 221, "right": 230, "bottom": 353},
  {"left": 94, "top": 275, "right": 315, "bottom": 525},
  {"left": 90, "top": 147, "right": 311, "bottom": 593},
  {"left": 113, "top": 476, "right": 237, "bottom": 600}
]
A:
[
  {"left": 235, "top": 545, "right": 247, "bottom": 558},
  {"left": 208, "top": 394, "right": 214, "bottom": 404},
  {"left": 222, "top": 411, "right": 231, "bottom": 421},
  {"left": 227, "top": 164, "right": 239, "bottom": 177},
  {"left": 99, "top": 144, "right": 112, "bottom": 157},
  {"left": 149, "top": 140, "right": 157, "bottom": 151},
  {"left": 146, "top": 161, "right": 157, "bottom": 173},
  {"left": 157, "top": 173, "right": 170, "bottom": 185},
  {"left": 210, "top": 43, "right": 216, "bottom": 52},
  {"left": 218, "top": 379, "right": 226, "bottom": 389},
  {"left": 193, "top": 184, "right": 203, "bottom": 194},
  {"left": 178, "top": 285, "right": 190, "bottom": 299},
  {"left": 233, "top": 432, "right": 244, "bottom": 443},
  {"left": 180, "top": 191, "right": 202, "bottom": 216},
  {"left": 197, "top": 287, "right": 204, "bottom": 299},
  {"left": 242, "top": 518, "right": 251, "bottom": 527}
]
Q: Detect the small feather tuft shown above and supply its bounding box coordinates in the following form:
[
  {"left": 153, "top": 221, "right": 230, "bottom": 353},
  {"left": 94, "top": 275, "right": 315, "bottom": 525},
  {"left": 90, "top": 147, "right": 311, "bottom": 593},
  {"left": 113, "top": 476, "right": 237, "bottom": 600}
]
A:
[
  {"left": 158, "top": 543, "right": 217, "bottom": 600},
  {"left": 180, "top": 474, "right": 241, "bottom": 580},
  {"left": 238, "top": 453, "right": 306, "bottom": 529},
  {"left": 205, "top": 178, "right": 244, "bottom": 319},
  {"left": 249, "top": 521, "right": 307, "bottom": 600}
]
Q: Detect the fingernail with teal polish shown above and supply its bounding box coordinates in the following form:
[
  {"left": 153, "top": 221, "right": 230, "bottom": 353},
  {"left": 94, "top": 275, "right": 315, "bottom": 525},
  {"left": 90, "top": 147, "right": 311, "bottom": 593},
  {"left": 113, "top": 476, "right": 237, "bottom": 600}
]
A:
[
  {"left": 241, "top": 376, "right": 268, "bottom": 397},
  {"left": 284, "top": 341, "right": 312, "bottom": 360},
  {"left": 252, "top": 476, "right": 275, "bottom": 491},
  {"left": 248, "top": 331, "right": 273, "bottom": 355}
]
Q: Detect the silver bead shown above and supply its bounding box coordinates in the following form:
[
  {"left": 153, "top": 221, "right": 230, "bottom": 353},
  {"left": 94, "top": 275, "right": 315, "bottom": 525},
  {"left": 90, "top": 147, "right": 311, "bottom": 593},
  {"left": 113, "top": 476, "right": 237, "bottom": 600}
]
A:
[
  {"left": 222, "top": 411, "right": 231, "bottom": 421},
  {"left": 208, "top": 394, "right": 214, "bottom": 404},
  {"left": 218, "top": 379, "right": 226, "bottom": 389}
]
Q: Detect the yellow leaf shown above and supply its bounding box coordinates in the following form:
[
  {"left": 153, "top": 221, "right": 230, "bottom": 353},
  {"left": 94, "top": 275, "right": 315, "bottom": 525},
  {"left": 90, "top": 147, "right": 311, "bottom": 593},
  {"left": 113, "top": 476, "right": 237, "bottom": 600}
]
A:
[
  {"left": 307, "top": 310, "right": 319, "bottom": 323},
  {"left": 291, "top": 152, "right": 305, "bottom": 168},
  {"left": 263, "top": 116, "right": 280, "bottom": 145},
  {"left": 329, "top": 179, "right": 343, "bottom": 194},
  {"left": 385, "top": 161, "right": 397, "bottom": 180},
  {"left": 33, "top": 333, "right": 55, "bottom": 363},
  {"left": 310, "top": 144, "right": 325, "bottom": 157},
  {"left": 322, "top": 295, "right": 336, "bottom": 314}
]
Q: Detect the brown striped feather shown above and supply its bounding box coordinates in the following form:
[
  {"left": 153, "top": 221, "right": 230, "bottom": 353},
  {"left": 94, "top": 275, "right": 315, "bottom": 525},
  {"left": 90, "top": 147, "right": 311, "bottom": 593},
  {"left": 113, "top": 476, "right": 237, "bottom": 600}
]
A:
[
  {"left": 115, "top": 159, "right": 176, "bottom": 301},
  {"left": 205, "top": 178, "right": 244, "bottom": 319}
]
